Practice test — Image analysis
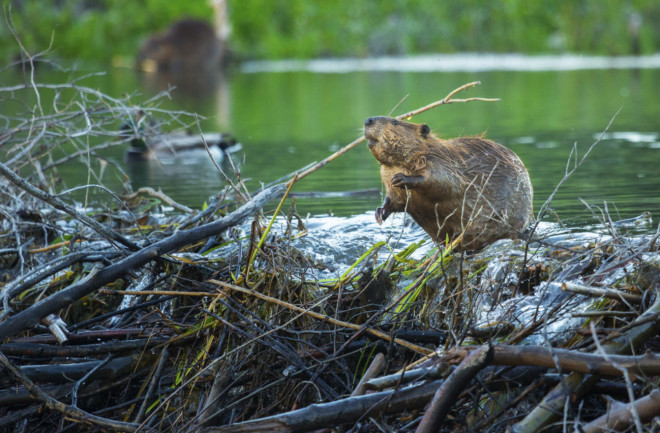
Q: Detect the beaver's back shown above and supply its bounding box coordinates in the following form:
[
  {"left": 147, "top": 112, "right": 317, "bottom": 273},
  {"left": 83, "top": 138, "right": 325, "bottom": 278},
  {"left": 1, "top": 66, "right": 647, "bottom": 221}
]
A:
[{"left": 412, "top": 136, "right": 533, "bottom": 248}]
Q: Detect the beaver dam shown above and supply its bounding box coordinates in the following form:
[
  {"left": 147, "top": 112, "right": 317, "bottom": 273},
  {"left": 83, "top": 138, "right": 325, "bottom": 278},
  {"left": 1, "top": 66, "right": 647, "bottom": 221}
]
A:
[{"left": 1, "top": 75, "right": 660, "bottom": 433}]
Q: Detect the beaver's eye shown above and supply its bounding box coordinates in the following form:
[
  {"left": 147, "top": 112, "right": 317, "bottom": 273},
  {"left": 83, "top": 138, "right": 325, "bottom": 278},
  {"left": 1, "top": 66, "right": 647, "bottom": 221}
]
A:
[{"left": 392, "top": 120, "right": 399, "bottom": 126}]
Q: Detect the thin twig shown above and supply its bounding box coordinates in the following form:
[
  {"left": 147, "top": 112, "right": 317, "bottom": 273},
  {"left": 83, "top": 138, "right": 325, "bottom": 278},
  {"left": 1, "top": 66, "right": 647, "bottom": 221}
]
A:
[{"left": 0, "top": 160, "right": 139, "bottom": 251}]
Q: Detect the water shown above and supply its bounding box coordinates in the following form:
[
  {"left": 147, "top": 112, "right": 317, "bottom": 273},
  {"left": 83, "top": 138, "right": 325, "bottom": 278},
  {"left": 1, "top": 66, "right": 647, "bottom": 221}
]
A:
[{"left": 4, "top": 55, "right": 660, "bottom": 223}]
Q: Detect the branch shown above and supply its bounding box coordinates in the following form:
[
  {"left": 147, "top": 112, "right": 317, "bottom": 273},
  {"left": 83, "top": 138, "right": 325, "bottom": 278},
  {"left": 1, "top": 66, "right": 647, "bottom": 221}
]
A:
[
  {"left": 0, "top": 351, "right": 138, "bottom": 432},
  {"left": 351, "top": 352, "right": 386, "bottom": 397},
  {"left": 397, "top": 81, "right": 499, "bottom": 119},
  {"left": 417, "top": 344, "right": 493, "bottom": 433},
  {"left": 582, "top": 390, "right": 660, "bottom": 433},
  {"left": 201, "top": 378, "right": 446, "bottom": 433},
  {"left": 0, "top": 160, "right": 139, "bottom": 251},
  {"left": 512, "top": 285, "right": 660, "bottom": 433},
  {"left": 445, "top": 345, "right": 660, "bottom": 377},
  {"left": 0, "top": 184, "right": 284, "bottom": 341},
  {"left": 562, "top": 282, "right": 642, "bottom": 304}
]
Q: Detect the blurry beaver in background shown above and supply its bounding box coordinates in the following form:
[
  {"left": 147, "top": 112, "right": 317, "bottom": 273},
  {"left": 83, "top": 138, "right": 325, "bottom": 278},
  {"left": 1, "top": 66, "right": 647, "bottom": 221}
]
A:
[
  {"left": 365, "top": 116, "right": 533, "bottom": 251},
  {"left": 136, "top": 19, "right": 224, "bottom": 74}
]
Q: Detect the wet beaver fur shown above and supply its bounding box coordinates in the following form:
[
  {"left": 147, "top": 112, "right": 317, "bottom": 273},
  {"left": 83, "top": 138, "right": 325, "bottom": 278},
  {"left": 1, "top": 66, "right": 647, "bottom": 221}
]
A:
[{"left": 365, "top": 116, "right": 533, "bottom": 250}]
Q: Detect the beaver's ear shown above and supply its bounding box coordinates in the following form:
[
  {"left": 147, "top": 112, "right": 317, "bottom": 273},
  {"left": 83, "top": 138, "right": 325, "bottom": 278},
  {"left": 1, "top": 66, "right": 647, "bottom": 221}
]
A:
[{"left": 420, "top": 124, "right": 430, "bottom": 138}]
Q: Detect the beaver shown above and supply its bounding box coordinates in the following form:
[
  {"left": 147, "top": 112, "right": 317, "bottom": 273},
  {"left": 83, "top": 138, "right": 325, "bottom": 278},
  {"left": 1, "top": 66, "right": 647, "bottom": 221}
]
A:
[
  {"left": 364, "top": 116, "right": 533, "bottom": 250},
  {"left": 136, "top": 19, "right": 223, "bottom": 74}
]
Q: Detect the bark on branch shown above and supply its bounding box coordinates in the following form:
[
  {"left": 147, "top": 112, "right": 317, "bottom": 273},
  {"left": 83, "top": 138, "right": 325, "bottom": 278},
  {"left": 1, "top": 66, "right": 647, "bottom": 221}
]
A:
[
  {"left": 445, "top": 344, "right": 660, "bottom": 377},
  {"left": 202, "top": 378, "right": 445, "bottom": 433},
  {"left": 416, "top": 344, "right": 492, "bottom": 433}
]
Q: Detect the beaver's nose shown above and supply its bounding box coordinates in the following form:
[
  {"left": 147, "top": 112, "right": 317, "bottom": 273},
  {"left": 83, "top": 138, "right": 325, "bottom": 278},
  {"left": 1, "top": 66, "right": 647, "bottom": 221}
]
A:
[{"left": 365, "top": 117, "right": 376, "bottom": 127}]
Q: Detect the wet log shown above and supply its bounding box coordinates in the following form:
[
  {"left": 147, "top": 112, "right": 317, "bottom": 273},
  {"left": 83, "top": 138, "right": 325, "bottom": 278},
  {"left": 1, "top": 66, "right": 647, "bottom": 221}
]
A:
[
  {"left": 0, "top": 382, "right": 71, "bottom": 406},
  {"left": 0, "top": 351, "right": 139, "bottom": 432},
  {"left": 0, "top": 338, "right": 170, "bottom": 357},
  {"left": 0, "top": 184, "right": 284, "bottom": 342},
  {"left": 11, "top": 327, "right": 174, "bottom": 344}
]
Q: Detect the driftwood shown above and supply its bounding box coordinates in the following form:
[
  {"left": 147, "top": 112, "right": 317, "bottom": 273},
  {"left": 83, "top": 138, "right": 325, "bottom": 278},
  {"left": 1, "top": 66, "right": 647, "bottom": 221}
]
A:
[
  {"left": 0, "top": 351, "right": 140, "bottom": 432},
  {"left": 0, "top": 354, "right": 139, "bottom": 385},
  {"left": 198, "top": 338, "right": 660, "bottom": 433}
]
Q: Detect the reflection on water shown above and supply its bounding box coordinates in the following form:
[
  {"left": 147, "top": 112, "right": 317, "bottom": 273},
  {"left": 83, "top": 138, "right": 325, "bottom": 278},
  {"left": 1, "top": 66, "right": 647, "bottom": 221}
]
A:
[
  {"left": 7, "top": 55, "right": 660, "bottom": 224},
  {"left": 124, "top": 149, "right": 235, "bottom": 208},
  {"left": 242, "top": 53, "right": 660, "bottom": 74}
]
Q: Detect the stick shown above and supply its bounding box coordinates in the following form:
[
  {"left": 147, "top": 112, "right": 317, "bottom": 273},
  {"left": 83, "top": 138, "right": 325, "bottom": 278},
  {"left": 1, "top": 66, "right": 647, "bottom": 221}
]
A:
[
  {"left": 351, "top": 353, "right": 386, "bottom": 397},
  {"left": 562, "top": 282, "right": 642, "bottom": 304},
  {"left": 287, "top": 81, "right": 498, "bottom": 185},
  {"left": 0, "top": 160, "right": 139, "bottom": 251},
  {"left": 445, "top": 345, "right": 660, "bottom": 378},
  {"left": 0, "top": 351, "right": 139, "bottom": 432},
  {"left": 513, "top": 285, "right": 660, "bottom": 433},
  {"left": 0, "top": 184, "right": 284, "bottom": 342},
  {"left": 201, "top": 378, "right": 446, "bottom": 433},
  {"left": 209, "top": 280, "right": 433, "bottom": 355}
]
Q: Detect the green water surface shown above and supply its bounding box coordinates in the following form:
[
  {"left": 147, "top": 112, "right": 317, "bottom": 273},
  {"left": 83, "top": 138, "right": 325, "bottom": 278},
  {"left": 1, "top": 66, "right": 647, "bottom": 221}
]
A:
[{"left": 5, "top": 62, "right": 660, "bottom": 224}]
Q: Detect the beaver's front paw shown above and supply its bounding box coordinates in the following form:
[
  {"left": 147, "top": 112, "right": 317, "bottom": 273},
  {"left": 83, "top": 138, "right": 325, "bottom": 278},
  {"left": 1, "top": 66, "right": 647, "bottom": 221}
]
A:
[
  {"left": 391, "top": 173, "right": 423, "bottom": 189},
  {"left": 375, "top": 206, "right": 391, "bottom": 224}
]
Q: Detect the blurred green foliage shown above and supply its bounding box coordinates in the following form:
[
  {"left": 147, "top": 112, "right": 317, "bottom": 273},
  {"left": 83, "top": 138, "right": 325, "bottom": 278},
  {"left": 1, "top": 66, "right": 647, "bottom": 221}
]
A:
[
  {"left": 1, "top": 0, "right": 659, "bottom": 64},
  {"left": 1, "top": 0, "right": 213, "bottom": 63}
]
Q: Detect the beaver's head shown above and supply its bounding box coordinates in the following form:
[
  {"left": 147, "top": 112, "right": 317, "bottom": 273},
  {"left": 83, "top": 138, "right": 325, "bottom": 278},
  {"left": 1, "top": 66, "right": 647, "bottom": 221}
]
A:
[
  {"left": 136, "top": 34, "right": 173, "bottom": 72},
  {"left": 364, "top": 116, "right": 431, "bottom": 167}
]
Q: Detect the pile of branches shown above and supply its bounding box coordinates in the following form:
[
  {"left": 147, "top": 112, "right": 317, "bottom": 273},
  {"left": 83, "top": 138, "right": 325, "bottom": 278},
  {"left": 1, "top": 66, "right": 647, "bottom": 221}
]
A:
[{"left": 2, "top": 65, "right": 660, "bottom": 433}]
